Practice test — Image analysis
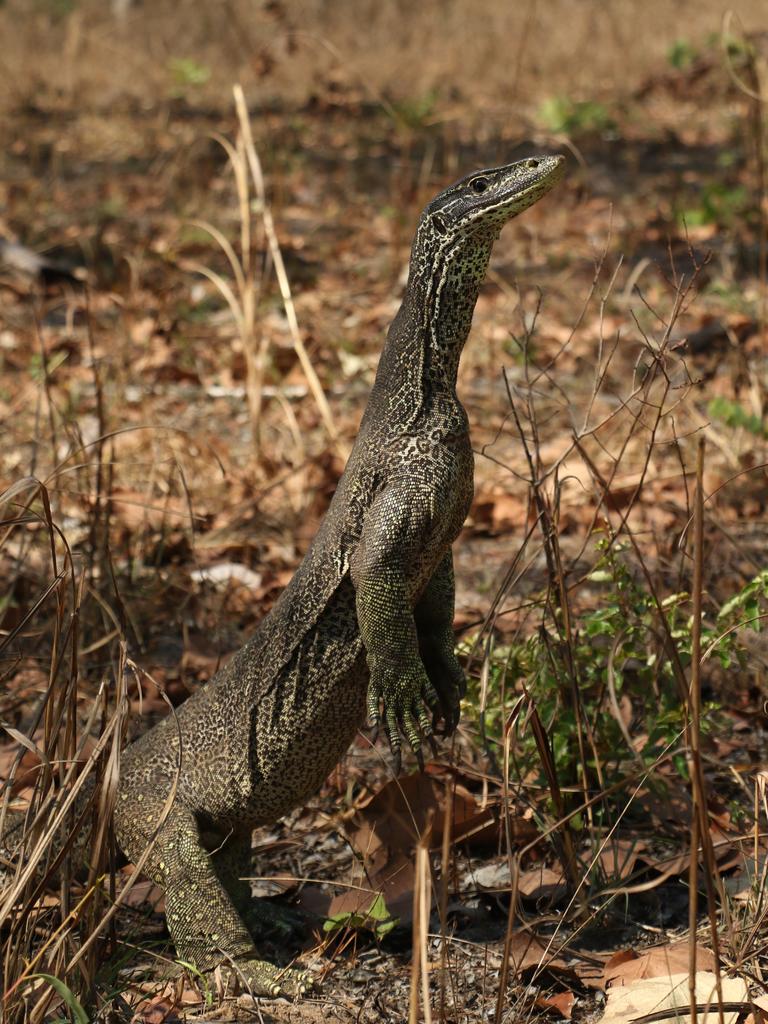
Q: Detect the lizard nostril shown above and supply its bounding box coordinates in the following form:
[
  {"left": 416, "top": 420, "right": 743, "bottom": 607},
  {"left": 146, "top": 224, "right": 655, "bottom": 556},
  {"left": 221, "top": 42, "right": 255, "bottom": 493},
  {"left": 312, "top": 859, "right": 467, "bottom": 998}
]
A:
[{"left": 527, "top": 158, "right": 540, "bottom": 169}]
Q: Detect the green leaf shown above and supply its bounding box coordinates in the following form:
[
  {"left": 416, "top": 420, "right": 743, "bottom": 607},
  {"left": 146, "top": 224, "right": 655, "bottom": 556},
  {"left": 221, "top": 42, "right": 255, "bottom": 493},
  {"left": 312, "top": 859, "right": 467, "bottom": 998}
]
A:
[
  {"left": 168, "top": 58, "right": 211, "bottom": 88},
  {"left": 667, "top": 38, "right": 698, "bottom": 69},
  {"left": 537, "top": 96, "right": 614, "bottom": 135},
  {"left": 673, "top": 753, "right": 689, "bottom": 781},
  {"left": 708, "top": 397, "right": 767, "bottom": 438},
  {"left": 587, "top": 569, "right": 613, "bottom": 583},
  {"left": 323, "top": 893, "right": 397, "bottom": 938},
  {"left": 27, "top": 976, "right": 88, "bottom": 1024}
]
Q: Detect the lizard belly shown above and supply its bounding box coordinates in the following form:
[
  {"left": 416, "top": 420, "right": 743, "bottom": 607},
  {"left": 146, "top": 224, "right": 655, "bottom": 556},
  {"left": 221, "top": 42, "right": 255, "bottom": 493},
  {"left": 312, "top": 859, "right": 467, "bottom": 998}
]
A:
[{"left": 238, "top": 578, "right": 368, "bottom": 824}]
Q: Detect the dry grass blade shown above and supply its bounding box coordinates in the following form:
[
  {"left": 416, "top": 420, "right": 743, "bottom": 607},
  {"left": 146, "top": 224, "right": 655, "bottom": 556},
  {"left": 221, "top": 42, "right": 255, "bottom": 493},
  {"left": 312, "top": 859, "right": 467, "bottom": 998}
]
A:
[
  {"left": 185, "top": 86, "right": 343, "bottom": 462},
  {"left": 720, "top": 11, "right": 767, "bottom": 419},
  {"left": 494, "top": 701, "right": 524, "bottom": 1023},
  {"left": 461, "top": 234, "right": 761, "bottom": 1019},
  {"left": 232, "top": 84, "right": 345, "bottom": 459},
  {"left": 409, "top": 827, "right": 433, "bottom": 1024},
  {"left": 437, "top": 783, "right": 453, "bottom": 1023},
  {"left": 688, "top": 439, "right": 726, "bottom": 1024},
  {"left": 0, "top": 471, "right": 130, "bottom": 1022}
]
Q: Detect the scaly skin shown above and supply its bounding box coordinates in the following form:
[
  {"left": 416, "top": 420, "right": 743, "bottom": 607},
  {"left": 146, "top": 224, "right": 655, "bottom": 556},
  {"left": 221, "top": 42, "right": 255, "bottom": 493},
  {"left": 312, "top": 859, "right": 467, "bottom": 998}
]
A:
[
  {"left": 116, "top": 154, "right": 565, "bottom": 997},
  {"left": 4, "top": 156, "right": 564, "bottom": 999}
]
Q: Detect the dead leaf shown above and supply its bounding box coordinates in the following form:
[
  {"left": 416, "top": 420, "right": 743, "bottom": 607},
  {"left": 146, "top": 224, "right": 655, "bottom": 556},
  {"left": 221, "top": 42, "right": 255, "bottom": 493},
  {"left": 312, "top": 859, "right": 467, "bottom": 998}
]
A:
[
  {"left": 0, "top": 740, "right": 42, "bottom": 792},
  {"left": 603, "top": 942, "right": 716, "bottom": 986},
  {"left": 472, "top": 490, "right": 530, "bottom": 534},
  {"left": 132, "top": 979, "right": 202, "bottom": 1022},
  {"left": 110, "top": 487, "right": 193, "bottom": 532},
  {"left": 517, "top": 863, "right": 567, "bottom": 901},
  {"left": 507, "top": 931, "right": 559, "bottom": 973},
  {"left": 535, "top": 989, "right": 575, "bottom": 1018},
  {"left": 119, "top": 873, "right": 165, "bottom": 911},
  {"left": 351, "top": 764, "right": 535, "bottom": 854},
  {"left": 634, "top": 778, "right": 692, "bottom": 827},
  {"left": 599, "top": 970, "right": 748, "bottom": 1024},
  {"left": 344, "top": 766, "right": 537, "bottom": 926},
  {"left": 596, "top": 838, "right": 646, "bottom": 881}
]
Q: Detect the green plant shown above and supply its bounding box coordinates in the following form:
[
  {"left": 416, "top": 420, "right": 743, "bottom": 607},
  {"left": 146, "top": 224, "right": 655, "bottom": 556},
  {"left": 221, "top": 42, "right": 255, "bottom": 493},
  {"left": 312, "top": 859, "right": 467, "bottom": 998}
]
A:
[
  {"left": 667, "top": 38, "right": 698, "bottom": 70},
  {"left": 708, "top": 396, "right": 767, "bottom": 438},
  {"left": 27, "top": 349, "right": 68, "bottom": 384},
  {"left": 176, "top": 961, "right": 215, "bottom": 1008},
  {"left": 676, "top": 182, "right": 749, "bottom": 228},
  {"left": 323, "top": 892, "right": 397, "bottom": 939},
  {"left": 718, "top": 568, "right": 768, "bottom": 629},
  {"left": 461, "top": 538, "right": 763, "bottom": 810},
  {"left": 168, "top": 57, "right": 211, "bottom": 90},
  {"left": 391, "top": 90, "right": 438, "bottom": 131},
  {"left": 26, "top": 976, "right": 88, "bottom": 1024},
  {"left": 34, "top": 0, "right": 75, "bottom": 19},
  {"left": 537, "top": 96, "right": 614, "bottom": 136}
]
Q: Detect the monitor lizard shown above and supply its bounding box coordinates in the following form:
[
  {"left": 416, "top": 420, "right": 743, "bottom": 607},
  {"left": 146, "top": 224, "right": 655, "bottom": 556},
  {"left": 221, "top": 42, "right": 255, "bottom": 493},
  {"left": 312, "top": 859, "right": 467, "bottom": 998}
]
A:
[{"left": 3, "top": 154, "right": 564, "bottom": 999}]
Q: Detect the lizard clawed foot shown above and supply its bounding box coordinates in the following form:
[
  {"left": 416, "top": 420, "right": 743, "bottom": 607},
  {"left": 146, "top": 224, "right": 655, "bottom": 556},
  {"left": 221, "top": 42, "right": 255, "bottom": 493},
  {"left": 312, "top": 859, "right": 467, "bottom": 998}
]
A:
[
  {"left": 229, "top": 958, "right": 316, "bottom": 999},
  {"left": 369, "top": 666, "right": 444, "bottom": 775}
]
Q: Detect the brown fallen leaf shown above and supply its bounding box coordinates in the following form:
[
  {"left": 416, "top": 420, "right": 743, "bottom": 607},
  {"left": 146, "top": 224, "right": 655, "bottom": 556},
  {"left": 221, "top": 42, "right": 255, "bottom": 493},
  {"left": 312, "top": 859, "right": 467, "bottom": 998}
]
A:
[
  {"left": 517, "top": 862, "right": 567, "bottom": 901},
  {"left": 471, "top": 490, "right": 530, "bottom": 535},
  {"left": 118, "top": 872, "right": 165, "bottom": 912},
  {"left": 0, "top": 740, "right": 42, "bottom": 792},
  {"left": 325, "top": 861, "right": 412, "bottom": 923},
  {"left": 506, "top": 930, "right": 576, "bottom": 976},
  {"left": 596, "top": 837, "right": 646, "bottom": 881},
  {"left": 535, "top": 989, "right": 575, "bottom": 1019},
  {"left": 603, "top": 941, "right": 716, "bottom": 986},
  {"left": 599, "top": 970, "right": 748, "bottom": 1024},
  {"left": 342, "top": 765, "right": 538, "bottom": 926},
  {"left": 351, "top": 763, "right": 535, "bottom": 854},
  {"left": 110, "top": 487, "right": 194, "bottom": 532},
  {"left": 131, "top": 978, "right": 203, "bottom": 1023},
  {"left": 751, "top": 992, "right": 768, "bottom": 1022}
]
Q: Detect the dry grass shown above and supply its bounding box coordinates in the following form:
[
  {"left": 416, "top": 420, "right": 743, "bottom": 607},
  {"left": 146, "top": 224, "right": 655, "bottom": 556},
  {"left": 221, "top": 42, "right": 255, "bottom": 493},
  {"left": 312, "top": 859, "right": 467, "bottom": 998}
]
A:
[{"left": 187, "top": 85, "right": 342, "bottom": 460}]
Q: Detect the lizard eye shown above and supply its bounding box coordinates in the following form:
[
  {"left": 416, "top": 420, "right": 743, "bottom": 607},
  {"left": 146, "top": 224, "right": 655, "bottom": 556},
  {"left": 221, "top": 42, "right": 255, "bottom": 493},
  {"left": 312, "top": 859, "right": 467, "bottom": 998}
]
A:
[{"left": 469, "top": 176, "right": 489, "bottom": 194}]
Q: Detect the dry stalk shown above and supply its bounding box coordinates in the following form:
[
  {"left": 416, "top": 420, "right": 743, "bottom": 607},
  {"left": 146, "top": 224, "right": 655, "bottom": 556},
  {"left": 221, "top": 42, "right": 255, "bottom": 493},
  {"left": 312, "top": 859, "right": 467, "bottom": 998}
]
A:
[
  {"left": 687, "top": 438, "right": 726, "bottom": 1024},
  {"left": 494, "top": 702, "right": 523, "bottom": 1024},
  {"left": 437, "top": 783, "right": 453, "bottom": 1023},
  {"left": 408, "top": 827, "right": 433, "bottom": 1024},
  {"left": 188, "top": 85, "right": 343, "bottom": 461},
  {"left": 0, "top": 464, "right": 163, "bottom": 1019},
  {"left": 469, "top": 234, "right": 718, "bottom": 974},
  {"left": 719, "top": 12, "right": 767, "bottom": 486}
]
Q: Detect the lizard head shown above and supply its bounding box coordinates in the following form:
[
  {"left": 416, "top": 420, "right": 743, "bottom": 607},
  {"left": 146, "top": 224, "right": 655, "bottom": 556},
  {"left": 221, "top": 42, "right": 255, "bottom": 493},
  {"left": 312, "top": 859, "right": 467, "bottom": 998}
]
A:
[{"left": 424, "top": 154, "right": 565, "bottom": 242}]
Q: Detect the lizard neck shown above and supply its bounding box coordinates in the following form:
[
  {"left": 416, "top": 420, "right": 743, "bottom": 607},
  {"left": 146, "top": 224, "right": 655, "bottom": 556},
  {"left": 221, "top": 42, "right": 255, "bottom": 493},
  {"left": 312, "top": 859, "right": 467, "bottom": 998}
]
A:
[
  {"left": 367, "top": 221, "right": 495, "bottom": 431},
  {"left": 421, "top": 229, "right": 494, "bottom": 392}
]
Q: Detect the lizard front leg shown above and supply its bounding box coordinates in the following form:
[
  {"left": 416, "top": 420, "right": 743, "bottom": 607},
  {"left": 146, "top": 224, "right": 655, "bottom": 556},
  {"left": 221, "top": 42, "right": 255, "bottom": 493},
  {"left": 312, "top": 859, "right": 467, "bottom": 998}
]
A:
[
  {"left": 350, "top": 485, "right": 441, "bottom": 772},
  {"left": 415, "top": 550, "right": 466, "bottom": 735}
]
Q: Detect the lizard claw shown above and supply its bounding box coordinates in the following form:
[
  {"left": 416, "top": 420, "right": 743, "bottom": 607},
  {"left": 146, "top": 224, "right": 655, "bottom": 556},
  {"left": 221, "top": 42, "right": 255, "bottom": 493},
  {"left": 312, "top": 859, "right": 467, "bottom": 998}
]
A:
[
  {"left": 229, "top": 960, "right": 315, "bottom": 1000},
  {"left": 369, "top": 664, "right": 445, "bottom": 773}
]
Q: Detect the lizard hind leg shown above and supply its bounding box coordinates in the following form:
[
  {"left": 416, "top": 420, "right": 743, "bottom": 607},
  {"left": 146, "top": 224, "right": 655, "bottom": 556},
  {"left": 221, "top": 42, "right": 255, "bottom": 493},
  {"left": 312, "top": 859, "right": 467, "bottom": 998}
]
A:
[
  {"left": 211, "top": 831, "right": 315, "bottom": 947},
  {"left": 122, "top": 802, "right": 312, "bottom": 998}
]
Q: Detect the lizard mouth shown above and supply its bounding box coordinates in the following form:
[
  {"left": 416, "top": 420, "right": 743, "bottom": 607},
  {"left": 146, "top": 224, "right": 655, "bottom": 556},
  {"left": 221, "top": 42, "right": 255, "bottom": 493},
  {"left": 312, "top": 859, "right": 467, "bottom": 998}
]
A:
[{"left": 471, "top": 154, "right": 565, "bottom": 226}]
